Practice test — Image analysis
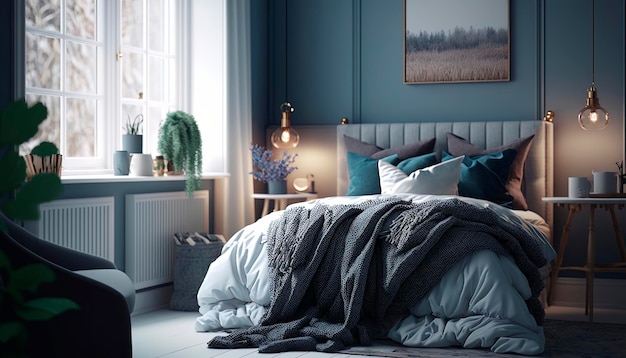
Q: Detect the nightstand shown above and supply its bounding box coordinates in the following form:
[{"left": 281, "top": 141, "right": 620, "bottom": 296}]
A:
[
  {"left": 252, "top": 193, "right": 318, "bottom": 217},
  {"left": 542, "top": 197, "right": 626, "bottom": 322}
]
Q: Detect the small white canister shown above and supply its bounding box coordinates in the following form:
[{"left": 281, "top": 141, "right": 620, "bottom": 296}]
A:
[
  {"left": 130, "top": 154, "right": 155, "bottom": 176},
  {"left": 568, "top": 177, "right": 591, "bottom": 198},
  {"left": 592, "top": 171, "right": 617, "bottom": 194}
]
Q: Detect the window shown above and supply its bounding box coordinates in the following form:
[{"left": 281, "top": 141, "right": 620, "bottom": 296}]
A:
[
  {"left": 119, "top": 0, "right": 179, "bottom": 160},
  {"left": 24, "top": 0, "right": 184, "bottom": 173}
]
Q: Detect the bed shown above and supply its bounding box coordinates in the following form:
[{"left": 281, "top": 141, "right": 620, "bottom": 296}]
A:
[{"left": 195, "top": 120, "right": 555, "bottom": 355}]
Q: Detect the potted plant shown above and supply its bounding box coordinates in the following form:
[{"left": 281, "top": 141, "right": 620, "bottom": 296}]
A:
[
  {"left": 24, "top": 141, "right": 62, "bottom": 181},
  {"left": 249, "top": 144, "right": 297, "bottom": 194},
  {"left": 122, "top": 113, "right": 143, "bottom": 153},
  {"left": 0, "top": 100, "right": 64, "bottom": 220},
  {"left": 157, "top": 111, "right": 202, "bottom": 196}
]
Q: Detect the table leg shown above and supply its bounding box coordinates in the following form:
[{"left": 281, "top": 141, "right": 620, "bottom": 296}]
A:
[
  {"left": 261, "top": 199, "right": 270, "bottom": 217},
  {"left": 549, "top": 204, "right": 578, "bottom": 306},
  {"left": 586, "top": 205, "right": 596, "bottom": 322},
  {"left": 608, "top": 206, "right": 626, "bottom": 261}
]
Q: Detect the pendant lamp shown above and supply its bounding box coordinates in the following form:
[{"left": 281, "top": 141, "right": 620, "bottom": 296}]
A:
[
  {"left": 577, "top": 0, "right": 609, "bottom": 131},
  {"left": 271, "top": 102, "right": 299, "bottom": 148},
  {"left": 271, "top": 1, "right": 299, "bottom": 148}
]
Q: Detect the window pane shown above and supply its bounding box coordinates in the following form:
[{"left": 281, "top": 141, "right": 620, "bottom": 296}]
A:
[
  {"left": 20, "top": 95, "right": 61, "bottom": 156},
  {"left": 67, "top": 41, "right": 97, "bottom": 94},
  {"left": 122, "top": 0, "right": 144, "bottom": 47},
  {"left": 146, "top": 105, "right": 165, "bottom": 155},
  {"left": 25, "top": 33, "right": 61, "bottom": 90},
  {"left": 26, "top": 0, "right": 60, "bottom": 32},
  {"left": 148, "top": 57, "right": 165, "bottom": 101},
  {"left": 122, "top": 104, "right": 144, "bottom": 134},
  {"left": 148, "top": 0, "right": 164, "bottom": 52},
  {"left": 122, "top": 52, "right": 144, "bottom": 99},
  {"left": 66, "top": 0, "right": 96, "bottom": 40},
  {"left": 66, "top": 98, "right": 96, "bottom": 157},
  {"left": 168, "top": 60, "right": 177, "bottom": 103}
]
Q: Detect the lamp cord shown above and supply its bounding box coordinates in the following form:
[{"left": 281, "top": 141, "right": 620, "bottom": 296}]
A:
[
  {"left": 285, "top": 0, "right": 288, "bottom": 103},
  {"left": 591, "top": 0, "right": 595, "bottom": 83}
]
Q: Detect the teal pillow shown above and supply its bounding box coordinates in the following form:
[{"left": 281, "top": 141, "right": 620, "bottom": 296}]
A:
[
  {"left": 442, "top": 149, "right": 517, "bottom": 206},
  {"left": 396, "top": 152, "right": 438, "bottom": 174},
  {"left": 347, "top": 152, "right": 398, "bottom": 195}
]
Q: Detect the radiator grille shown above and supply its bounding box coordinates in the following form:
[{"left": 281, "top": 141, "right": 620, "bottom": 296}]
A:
[
  {"left": 125, "top": 191, "right": 209, "bottom": 289},
  {"left": 34, "top": 197, "right": 115, "bottom": 261}
]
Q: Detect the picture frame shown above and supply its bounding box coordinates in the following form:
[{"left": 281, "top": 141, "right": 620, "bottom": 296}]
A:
[{"left": 404, "top": 0, "right": 510, "bottom": 84}]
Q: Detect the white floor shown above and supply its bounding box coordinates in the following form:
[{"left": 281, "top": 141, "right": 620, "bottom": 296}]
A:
[
  {"left": 131, "top": 309, "right": 369, "bottom": 358},
  {"left": 130, "top": 306, "right": 626, "bottom": 358}
]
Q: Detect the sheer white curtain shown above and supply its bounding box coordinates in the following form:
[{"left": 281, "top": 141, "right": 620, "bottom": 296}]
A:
[{"left": 214, "top": 0, "right": 255, "bottom": 239}]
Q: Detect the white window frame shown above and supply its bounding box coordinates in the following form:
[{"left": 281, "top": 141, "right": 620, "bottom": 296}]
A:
[
  {"left": 24, "top": 0, "right": 109, "bottom": 171},
  {"left": 23, "top": 0, "right": 192, "bottom": 175}
]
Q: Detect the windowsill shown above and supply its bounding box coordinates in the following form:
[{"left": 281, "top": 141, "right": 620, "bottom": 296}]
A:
[{"left": 61, "top": 172, "right": 229, "bottom": 184}]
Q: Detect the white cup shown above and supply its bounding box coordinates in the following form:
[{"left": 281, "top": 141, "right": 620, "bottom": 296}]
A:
[
  {"left": 592, "top": 171, "right": 617, "bottom": 194},
  {"left": 568, "top": 176, "right": 591, "bottom": 198}
]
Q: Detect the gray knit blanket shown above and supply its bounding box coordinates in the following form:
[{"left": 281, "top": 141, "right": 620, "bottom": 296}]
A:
[{"left": 208, "top": 197, "right": 547, "bottom": 353}]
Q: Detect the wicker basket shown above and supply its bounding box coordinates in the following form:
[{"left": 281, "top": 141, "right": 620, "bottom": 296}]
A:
[
  {"left": 24, "top": 154, "right": 63, "bottom": 181},
  {"left": 170, "top": 233, "right": 225, "bottom": 311}
]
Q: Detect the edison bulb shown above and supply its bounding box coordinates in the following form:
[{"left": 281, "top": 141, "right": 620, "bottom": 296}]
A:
[{"left": 577, "top": 83, "right": 609, "bottom": 131}]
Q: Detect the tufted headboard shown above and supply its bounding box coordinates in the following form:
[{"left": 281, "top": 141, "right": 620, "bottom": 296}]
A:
[{"left": 337, "top": 120, "right": 554, "bottom": 232}]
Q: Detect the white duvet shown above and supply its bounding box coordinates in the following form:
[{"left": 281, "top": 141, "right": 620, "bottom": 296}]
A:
[{"left": 195, "top": 194, "right": 556, "bottom": 355}]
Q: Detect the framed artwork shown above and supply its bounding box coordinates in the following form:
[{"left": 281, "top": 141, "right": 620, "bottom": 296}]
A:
[{"left": 404, "top": 0, "right": 510, "bottom": 84}]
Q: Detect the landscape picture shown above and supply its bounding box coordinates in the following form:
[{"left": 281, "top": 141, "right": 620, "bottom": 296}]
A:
[{"left": 404, "top": 0, "right": 509, "bottom": 84}]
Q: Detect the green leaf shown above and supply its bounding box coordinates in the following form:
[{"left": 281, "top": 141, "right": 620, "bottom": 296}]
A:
[
  {"left": 0, "top": 321, "right": 26, "bottom": 344},
  {"left": 0, "top": 152, "right": 26, "bottom": 194},
  {"left": 7, "top": 263, "right": 55, "bottom": 298},
  {"left": 15, "top": 297, "right": 80, "bottom": 321},
  {"left": 2, "top": 174, "right": 63, "bottom": 220},
  {"left": 0, "top": 249, "right": 13, "bottom": 274},
  {"left": 30, "top": 142, "right": 59, "bottom": 157},
  {"left": 0, "top": 100, "right": 48, "bottom": 146}
]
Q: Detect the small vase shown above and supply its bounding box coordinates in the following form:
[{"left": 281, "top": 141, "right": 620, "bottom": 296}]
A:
[
  {"left": 113, "top": 150, "right": 130, "bottom": 175},
  {"left": 122, "top": 134, "right": 143, "bottom": 153},
  {"left": 268, "top": 180, "right": 287, "bottom": 194}
]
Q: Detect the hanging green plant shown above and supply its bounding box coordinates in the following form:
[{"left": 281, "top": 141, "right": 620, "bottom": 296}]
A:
[{"left": 157, "top": 111, "right": 203, "bottom": 196}]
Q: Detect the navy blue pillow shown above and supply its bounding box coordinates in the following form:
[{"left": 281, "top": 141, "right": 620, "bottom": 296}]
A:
[
  {"left": 396, "top": 152, "right": 439, "bottom": 174},
  {"left": 442, "top": 149, "right": 517, "bottom": 206}
]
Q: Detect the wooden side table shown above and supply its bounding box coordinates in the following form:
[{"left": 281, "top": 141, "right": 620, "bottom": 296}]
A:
[
  {"left": 252, "top": 193, "right": 318, "bottom": 217},
  {"left": 542, "top": 197, "right": 626, "bottom": 322}
]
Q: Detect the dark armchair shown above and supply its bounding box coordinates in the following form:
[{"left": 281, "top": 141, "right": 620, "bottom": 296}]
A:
[{"left": 0, "top": 211, "right": 135, "bottom": 357}]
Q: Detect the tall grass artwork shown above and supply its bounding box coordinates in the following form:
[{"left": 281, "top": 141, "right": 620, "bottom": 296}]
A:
[{"left": 404, "top": 0, "right": 509, "bottom": 84}]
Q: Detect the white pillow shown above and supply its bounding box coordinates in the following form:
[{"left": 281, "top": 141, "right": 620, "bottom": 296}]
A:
[{"left": 378, "top": 155, "right": 464, "bottom": 195}]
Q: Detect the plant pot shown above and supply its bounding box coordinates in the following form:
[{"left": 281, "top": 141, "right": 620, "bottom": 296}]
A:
[
  {"left": 113, "top": 150, "right": 130, "bottom": 175},
  {"left": 268, "top": 180, "right": 287, "bottom": 194},
  {"left": 24, "top": 154, "right": 63, "bottom": 181},
  {"left": 122, "top": 134, "right": 143, "bottom": 154}
]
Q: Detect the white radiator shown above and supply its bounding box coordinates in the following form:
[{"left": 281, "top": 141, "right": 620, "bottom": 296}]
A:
[
  {"left": 125, "top": 190, "right": 209, "bottom": 290},
  {"left": 28, "top": 197, "right": 115, "bottom": 261}
]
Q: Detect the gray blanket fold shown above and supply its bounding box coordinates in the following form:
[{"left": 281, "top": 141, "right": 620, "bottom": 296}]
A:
[{"left": 208, "top": 197, "right": 547, "bottom": 352}]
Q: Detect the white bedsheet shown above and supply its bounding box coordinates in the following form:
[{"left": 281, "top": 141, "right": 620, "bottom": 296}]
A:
[{"left": 195, "top": 194, "right": 555, "bottom": 355}]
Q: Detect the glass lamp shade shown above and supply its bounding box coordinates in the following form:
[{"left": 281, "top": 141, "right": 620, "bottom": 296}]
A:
[
  {"left": 271, "top": 102, "right": 299, "bottom": 148},
  {"left": 577, "top": 83, "right": 609, "bottom": 131},
  {"left": 271, "top": 126, "right": 300, "bottom": 148}
]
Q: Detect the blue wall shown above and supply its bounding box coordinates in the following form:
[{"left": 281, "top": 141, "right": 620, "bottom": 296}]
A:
[
  {"left": 0, "top": 1, "right": 16, "bottom": 109},
  {"left": 268, "top": 0, "right": 544, "bottom": 125}
]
